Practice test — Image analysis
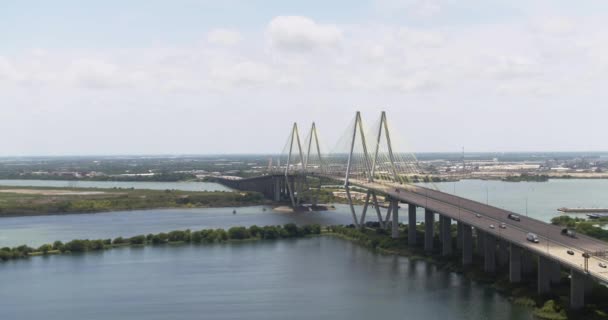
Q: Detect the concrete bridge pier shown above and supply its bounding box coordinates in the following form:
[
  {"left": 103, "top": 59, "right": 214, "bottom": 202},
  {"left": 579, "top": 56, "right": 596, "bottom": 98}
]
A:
[
  {"left": 550, "top": 262, "right": 562, "bottom": 285},
  {"left": 441, "top": 216, "right": 452, "bottom": 256},
  {"left": 484, "top": 233, "right": 496, "bottom": 273},
  {"left": 585, "top": 276, "right": 595, "bottom": 295},
  {"left": 521, "top": 250, "right": 535, "bottom": 277},
  {"left": 462, "top": 224, "right": 473, "bottom": 266},
  {"left": 497, "top": 239, "right": 509, "bottom": 268},
  {"left": 456, "top": 222, "right": 463, "bottom": 250},
  {"left": 438, "top": 215, "right": 443, "bottom": 242},
  {"left": 424, "top": 209, "right": 434, "bottom": 252},
  {"left": 570, "top": 270, "right": 586, "bottom": 309},
  {"left": 408, "top": 204, "right": 416, "bottom": 246},
  {"left": 273, "top": 177, "right": 281, "bottom": 201},
  {"left": 538, "top": 256, "right": 553, "bottom": 295},
  {"left": 391, "top": 200, "right": 399, "bottom": 239},
  {"left": 476, "top": 229, "right": 485, "bottom": 257},
  {"left": 509, "top": 244, "right": 522, "bottom": 283}
]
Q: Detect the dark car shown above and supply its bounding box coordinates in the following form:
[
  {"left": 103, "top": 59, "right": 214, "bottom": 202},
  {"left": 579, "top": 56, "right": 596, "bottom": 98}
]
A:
[{"left": 567, "top": 250, "right": 574, "bottom": 255}]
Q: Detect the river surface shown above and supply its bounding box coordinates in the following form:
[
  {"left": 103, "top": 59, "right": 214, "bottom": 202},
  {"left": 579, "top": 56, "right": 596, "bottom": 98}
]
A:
[{"left": 0, "top": 237, "right": 533, "bottom": 320}]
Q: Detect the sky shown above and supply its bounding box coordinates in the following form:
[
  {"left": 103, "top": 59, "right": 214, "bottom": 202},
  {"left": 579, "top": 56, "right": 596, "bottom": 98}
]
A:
[{"left": 1, "top": 0, "right": 608, "bottom": 155}]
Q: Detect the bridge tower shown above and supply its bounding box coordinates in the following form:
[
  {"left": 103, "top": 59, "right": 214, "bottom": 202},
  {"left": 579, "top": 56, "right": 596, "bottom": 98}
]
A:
[
  {"left": 339, "top": 111, "right": 401, "bottom": 234},
  {"left": 283, "top": 122, "right": 305, "bottom": 208}
]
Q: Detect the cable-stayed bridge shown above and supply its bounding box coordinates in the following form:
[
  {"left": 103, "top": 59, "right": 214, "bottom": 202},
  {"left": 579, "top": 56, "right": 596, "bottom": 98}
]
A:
[{"left": 217, "top": 111, "right": 608, "bottom": 309}]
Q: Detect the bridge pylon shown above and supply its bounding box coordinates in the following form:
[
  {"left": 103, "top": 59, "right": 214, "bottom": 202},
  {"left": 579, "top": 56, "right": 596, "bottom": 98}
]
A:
[
  {"left": 341, "top": 111, "right": 397, "bottom": 230},
  {"left": 283, "top": 122, "right": 305, "bottom": 208}
]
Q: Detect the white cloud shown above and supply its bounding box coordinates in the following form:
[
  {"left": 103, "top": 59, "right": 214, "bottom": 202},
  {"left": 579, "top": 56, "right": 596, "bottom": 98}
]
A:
[
  {"left": 532, "top": 17, "right": 575, "bottom": 36},
  {"left": 398, "top": 27, "right": 444, "bottom": 47},
  {"left": 487, "top": 56, "right": 541, "bottom": 79},
  {"left": 207, "top": 28, "right": 241, "bottom": 46},
  {"left": 373, "top": 0, "right": 442, "bottom": 18},
  {"left": 210, "top": 61, "right": 273, "bottom": 87},
  {"left": 0, "top": 56, "right": 19, "bottom": 82},
  {"left": 67, "top": 59, "right": 133, "bottom": 89},
  {"left": 267, "top": 16, "right": 342, "bottom": 51}
]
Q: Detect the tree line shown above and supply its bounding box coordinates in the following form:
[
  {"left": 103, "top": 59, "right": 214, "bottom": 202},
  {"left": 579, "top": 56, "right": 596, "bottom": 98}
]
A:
[{"left": 0, "top": 224, "right": 322, "bottom": 262}]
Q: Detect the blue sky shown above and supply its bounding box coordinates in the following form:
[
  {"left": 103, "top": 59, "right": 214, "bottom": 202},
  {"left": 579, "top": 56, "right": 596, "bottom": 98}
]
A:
[{"left": 1, "top": 1, "right": 608, "bottom": 155}]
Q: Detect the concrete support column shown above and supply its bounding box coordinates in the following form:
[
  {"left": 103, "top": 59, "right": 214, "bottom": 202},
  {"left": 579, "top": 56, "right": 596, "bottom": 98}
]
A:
[
  {"left": 521, "top": 251, "right": 535, "bottom": 276},
  {"left": 538, "top": 256, "right": 552, "bottom": 295},
  {"left": 484, "top": 232, "right": 496, "bottom": 273},
  {"left": 570, "top": 270, "right": 586, "bottom": 309},
  {"left": 273, "top": 178, "right": 281, "bottom": 201},
  {"left": 424, "top": 209, "right": 434, "bottom": 252},
  {"left": 462, "top": 224, "right": 473, "bottom": 266},
  {"left": 509, "top": 244, "right": 522, "bottom": 283},
  {"left": 438, "top": 215, "right": 444, "bottom": 241},
  {"left": 497, "top": 239, "right": 509, "bottom": 267},
  {"left": 477, "top": 230, "right": 485, "bottom": 257},
  {"left": 441, "top": 216, "right": 452, "bottom": 256},
  {"left": 391, "top": 200, "right": 399, "bottom": 239},
  {"left": 408, "top": 204, "right": 417, "bottom": 246},
  {"left": 585, "top": 277, "right": 594, "bottom": 295},
  {"left": 550, "top": 262, "right": 561, "bottom": 284},
  {"left": 457, "top": 222, "right": 463, "bottom": 250}
]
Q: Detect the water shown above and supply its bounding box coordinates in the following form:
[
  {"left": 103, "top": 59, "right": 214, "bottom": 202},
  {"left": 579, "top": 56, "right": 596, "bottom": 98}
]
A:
[
  {"left": 0, "top": 237, "right": 533, "bottom": 320},
  {"left": 0, "top": 205, "right": 386, "bottom": 247},
  {"left": 417, "top": 179, "right": 608, "bottom": 222},
  {"left": 0, "top": 179, "right": 230, "bottom": 191}
]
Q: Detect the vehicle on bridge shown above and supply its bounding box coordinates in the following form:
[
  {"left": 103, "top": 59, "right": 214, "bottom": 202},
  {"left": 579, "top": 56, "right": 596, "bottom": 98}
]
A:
[
  {"left": 507, "top": 214, "right": 521, "bottom": 221},
  {"left": 526, "top": 232, "right": 539, "bottom": 243},
  {"left": 561, "top": 228, "right": 577, "bottom": 238}
]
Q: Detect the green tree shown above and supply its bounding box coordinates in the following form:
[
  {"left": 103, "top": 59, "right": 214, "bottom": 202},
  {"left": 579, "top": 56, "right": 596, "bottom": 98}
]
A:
[
  {"left": 261, "top": 226, "right": 279, "bottom": 240},
  {"left": 52, "top": 241, "right": 64, "bottom": 251},
  {"left": 64, "top": 240, "right": 88, "bottom": 252},
  {"left": 90, "top": 240, "right": 105, "bottom": 250},
  {"left": 38, "top": 244, "right": 53, "bottom": 254},
  {"left": 129, "top": 235, "right": 146, "bottom": 245},
  {"left": 283, "top": 223, "right": 299, "bottom": 237},
  {"left": 112, "top": 237, "right": 127, "bottom": 245},
  {"left": 249, "top": 225, "right": 261, "bottom": 238},
  {"left": 228, "top": 227, "right": 250, "bottom": 240}
]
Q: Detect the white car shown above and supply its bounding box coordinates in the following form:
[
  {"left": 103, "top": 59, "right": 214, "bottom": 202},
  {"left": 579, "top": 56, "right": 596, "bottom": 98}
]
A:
[
  {"left": 489, "top": 224, "right": 495, "bottom": 229},
  {"left": 599, "top": 262, "right": 607, "bottom": 268},
  {"left": 499, "top": 223, "right": 506, "bottom": 229}
]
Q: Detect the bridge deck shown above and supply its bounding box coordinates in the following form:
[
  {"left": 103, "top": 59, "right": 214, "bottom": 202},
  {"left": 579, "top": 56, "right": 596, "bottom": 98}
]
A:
[{"left": 312, "top": 173, "right": 608, "bottom": 283}]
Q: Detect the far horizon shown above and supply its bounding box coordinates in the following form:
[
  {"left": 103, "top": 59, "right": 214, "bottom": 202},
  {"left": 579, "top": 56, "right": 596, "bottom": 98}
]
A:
[{"left": 2, "top": 150, "right": 608, "bottom": 159}]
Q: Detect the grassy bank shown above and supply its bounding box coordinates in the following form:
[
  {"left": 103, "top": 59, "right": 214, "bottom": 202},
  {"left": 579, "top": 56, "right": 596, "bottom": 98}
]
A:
[{"left": 0, "top": 186, "right": 267, "bottom": 217}]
